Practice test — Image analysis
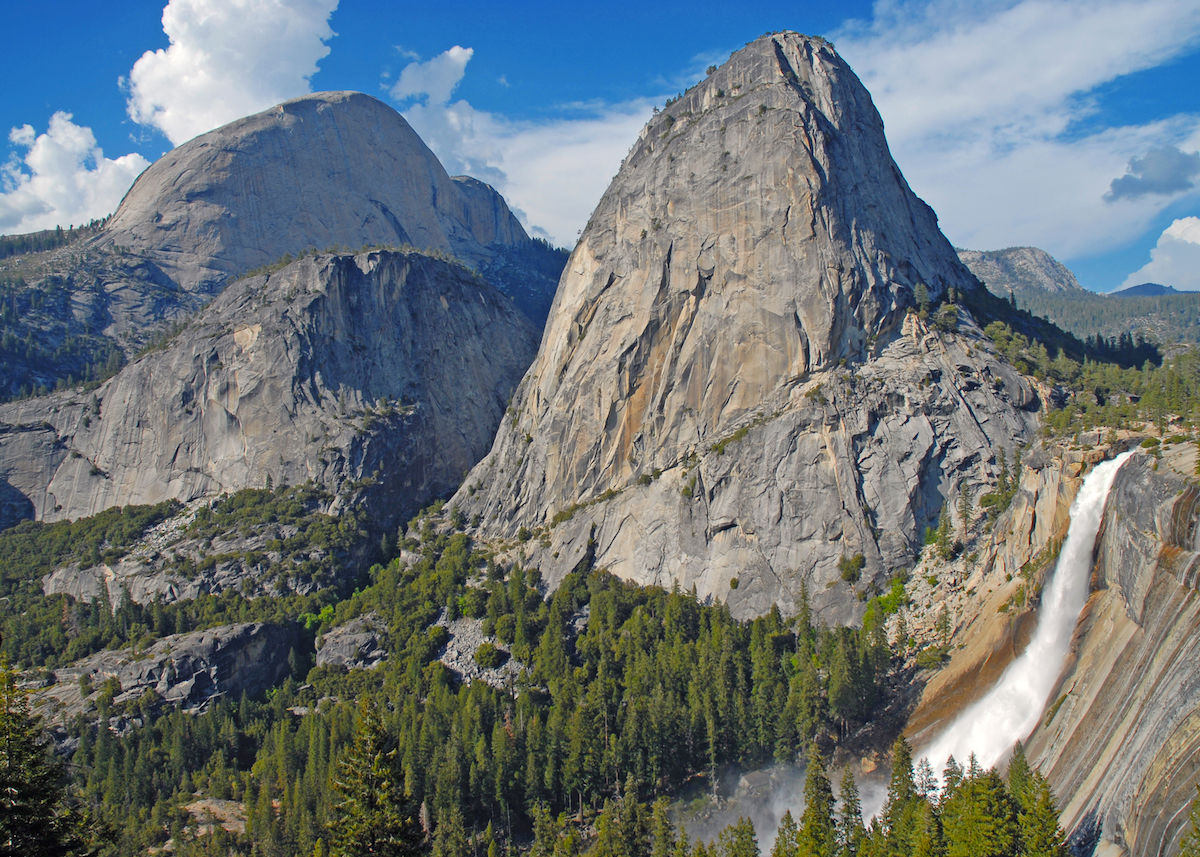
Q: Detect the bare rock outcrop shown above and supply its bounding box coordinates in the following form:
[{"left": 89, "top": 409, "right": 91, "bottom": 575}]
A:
[
  {"left": 957, "top": 246, "right": 1088, "bottom": 300},
  {"left": 37, "top": 622, "right": 297, "bottom": 722},
  {"left": 454, "top": 33, "right": 1037, "bottom": 620},
  {"left": 0, "top": 248, "right": 537, "bottom": 529},
  {"left": 95, "top": 91, "right": 536, "bottom": 332},
  {"left": 315, "top": 614, "right": 388, "bottom": 670}
]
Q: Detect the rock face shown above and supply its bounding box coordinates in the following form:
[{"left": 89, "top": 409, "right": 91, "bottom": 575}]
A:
[
  {"left": 0, "top": 248, "right": 537, "bottom": 529},
  {"left": 0, "top": 91, "right": 558, "bottom": 405},
  {"left": 316, "top": 614, "right": 388, "bottom": 670},
  {"left": 37, "top": 622, "right": 297, "bottom": 721},
  {"left": 908, "top": 445, "right": 1200, "bottom": 857},
  {"left": 454, "top": 33, "right": 1037, "bottom": 620},
  {"left": 1022, "top": 453, "right": 1200, "bottom": 857},
  {"left": 957, "top": 246, "right": 1088, "bottom": 299},
  {"left": 98, "top": 91, "right": 534, "bottom": 321}
]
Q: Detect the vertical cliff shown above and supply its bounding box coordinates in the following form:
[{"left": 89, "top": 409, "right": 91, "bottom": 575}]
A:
[
  {"left": 907, "top": 443, "right": 1200, "bottom": 857},
  {"left": 1024, "top": 453, "right": 1200, "bottom": 857},
  {"left": 0, "top": 249, "right": 537, "bottom": 529},
  {"left": 454, "top": 32, "right": 1037, "bottom": 621}
]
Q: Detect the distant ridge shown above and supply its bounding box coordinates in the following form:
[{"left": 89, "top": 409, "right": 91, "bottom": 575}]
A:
[
  {"left": 957, "top": 246, "right": 1087, "bottom": 298},
  {"left": 1110, "top": 282, "right": 1181, "bottom": 297}
]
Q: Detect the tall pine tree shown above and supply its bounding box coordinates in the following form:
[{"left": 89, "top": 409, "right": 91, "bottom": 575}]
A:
[
  {"left": 327, "top": 700, "right": 424, "bottom": 857},
  {"left": 0, "top": 661, "right": 95, "bottom": 856}
]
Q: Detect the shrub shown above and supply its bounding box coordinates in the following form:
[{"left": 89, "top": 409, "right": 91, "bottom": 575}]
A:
[
  {"left": 474, "top": 642, "right": 507, "bottom": 669},
  {"left": 838, "top": 553, "right": 865, "bottom": 583}
]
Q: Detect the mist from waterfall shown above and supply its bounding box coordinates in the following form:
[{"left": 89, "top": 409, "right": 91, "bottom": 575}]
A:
[{"left": 917, "top": 450, "right": 1135, "bottom": 775}]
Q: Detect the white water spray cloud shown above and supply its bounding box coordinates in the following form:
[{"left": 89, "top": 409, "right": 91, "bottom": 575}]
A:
[{"left": 917, "top": 451, "right": 1135, "bottom": 774}]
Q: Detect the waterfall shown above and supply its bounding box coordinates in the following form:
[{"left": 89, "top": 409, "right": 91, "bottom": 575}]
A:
[{"left": 917, "top": 450, "right": 1135, "bottom": 774}]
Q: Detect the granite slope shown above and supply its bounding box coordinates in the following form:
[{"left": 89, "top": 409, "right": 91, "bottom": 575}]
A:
[
  {"left": 0, "top": 249, "right": 537, "bottom": 529},
  {"left": 454, "top": 33, "right": 1038, "bottom": 621}
]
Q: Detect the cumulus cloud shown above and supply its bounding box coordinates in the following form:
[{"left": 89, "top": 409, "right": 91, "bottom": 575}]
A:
[
  {"left": 0, "top": 113, "right": 150, "bottom": 234},
  {"left": 833, "top": 0, "right": 1200, "bottom": 258},
  {"left": 391, "top": 47, "right": 655, "bottom": 246},
  {"left": 126, "top": 0, "right": 338, "bottom": 146},
  {"left": 1105, "top": 145, "right": 1200, "bottom": 200},
  {"left": 1119, "top": 216, "right": 1200, "bottom": 290},
  {"left": 389, "top": 46, "right": 473, "bottom": 106}
]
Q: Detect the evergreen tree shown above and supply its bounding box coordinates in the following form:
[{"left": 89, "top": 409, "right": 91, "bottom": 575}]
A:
[
  {"left": 650, "top": 798, "right": 677, "bottom": 857},
  {"left": 1006, "top": 744, "right": 1033, "bottom": 812},
  {"left": 835, "top": 769, "right": 866, "bottom": 857},
  {"left": 327, "top": 700, "right": 424, "bottom": 857},
  {"left": 715, "top": 817, "right": 759, "bottom": 857},
  {"left": 1016, "top": 775, "right": 1068, "bottom": 857},
  {"left": 908, "top": 800, "right": 943, "bottom": 857},
  {"left": 879, "top": 737, "right": 919, "bottom": 857},
  {"left": 939, "top": 757, "right": 963, "bottom": 804},
  {"left": 772, "top": 810, "right": 798, "bottom": 857},
  {"left": 797, "top": 743, "right": 836, "bottom": 857},
  {"left": 940, "top": 769, "right": 1016, "bottom": 857},
  {"left": 432, "top": 805, "right": 470, "bottom": 857},
  {"left": 0, "top": 661, "right": 95, "bottom": 856}
]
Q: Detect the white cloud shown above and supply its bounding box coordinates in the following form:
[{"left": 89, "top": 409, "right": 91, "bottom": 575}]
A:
[
  {"left": 0, "top": 113, "right": 150, "bottom": 234},
  {"left": 390, "top": 46, "right": 473, "bottom": 105},
  {"left": 833, "top": 0, "right": 1200, "bottom": 259},
  {"left": 126, "top": 0, "right": 338, "bottom": 146},
  {"left": 1119, "top": 216, "right": 1200, "bottom": 290},
  {"left": 391, "top": 47, "right": 655, "bottom": 246}
]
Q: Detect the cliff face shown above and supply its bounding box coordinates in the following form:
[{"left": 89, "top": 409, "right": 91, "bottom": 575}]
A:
[
  {"left": 1023, "top": 453, "right": 1200, "bottom": 857},
  {"left": 0, "top": 92, "right": 558, "bottom": 405},
  {"left": 907, "top": 445, "right": 1200, "bottom": 857},
  {"left": 454, "top": 32, "right": 1037, "bottom": 621},
  {"left": 0, "top": 249, "right": 536, "bottom": 530}
]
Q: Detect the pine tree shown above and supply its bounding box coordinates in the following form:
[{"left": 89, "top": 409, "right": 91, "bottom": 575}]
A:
[
  {"left": 797, "top": 743, "right": 836, "bottom": 857},
  {"left": 1016, "top": 774, "right": 1068, "bottom": 857},
  {"left": 716, "top": 817, "right": 759, "bottom": 857},
  {"left": 327, "top": 700, "right": 424, "bottom": 857},
  {"left": 908, "top": 800, "right": 942, "bottom": 857},
  {"left": 432, "top": 805, "right": 470, "bottom": 857},
  {"left": 940, "top": 757, "right": 963, "bottom": 804},
  {"left": 772, "top": 810, "right": 799, "bottom": 857},
  {"left": 0, "top": 661, "right": 95, "bottom": 856},
  {"left": 835, "top": 769, "right": 866, "bottom": 857},
  {"left": 1007, "top": 744, "right": 1033, "bottom": 812},
  {"left": 880, "top": 736, "right": 919, "bottom": 857},
  {"left": 650, "top": 798, "right": 677, "bottom": 857},
  {"left": 940, "top": 769, "right": 1016, "bottom": 857}
]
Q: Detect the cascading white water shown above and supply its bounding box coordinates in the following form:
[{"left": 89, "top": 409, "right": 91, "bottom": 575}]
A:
[{"left": 917, "top": 450, "right": 1135, "bottom": 774}]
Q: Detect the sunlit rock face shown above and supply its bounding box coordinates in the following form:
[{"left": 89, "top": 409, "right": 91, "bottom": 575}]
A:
[
  {"left": 0, "top": 249, "right": 537, "bottom": 531},
  {"left": 455, "top": 32, "right": 1036, "bottom": 621},
  {"left": 1024, "top": 454, "right": 1200, "bottom": 857},
  {"left": 102, "top": 90, "right": 529, "bottom": 296}
]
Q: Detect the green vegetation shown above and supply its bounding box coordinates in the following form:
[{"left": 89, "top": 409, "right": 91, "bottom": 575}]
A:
[
  {"left": 0, "top": 661, "right": 99, "bottom": 855},
  {"left": 0, "top": 484, "right": 367, "bottom": 670},
  {"left": 26, "top": 506, "right": 904, "bottom": 856},
  {"left": 1011, "top": 286, "right": 1200, "bottom": 347},
  {"left": 838, "top": 554, "right": 865, "bottom": 584},
  {"left": 0, "top": 220, "right": 104, "bottom": 260},
  {"left": 984, "top": 319, "right": 1200, "bottom": 435},
  {"left": 0, "top": 274, "right": 126, "bottom": 401}
]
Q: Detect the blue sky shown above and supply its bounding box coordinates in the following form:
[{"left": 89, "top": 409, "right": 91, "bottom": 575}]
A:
[{"left": 2, "top": 0, "right": 1199, "bottom": 292}]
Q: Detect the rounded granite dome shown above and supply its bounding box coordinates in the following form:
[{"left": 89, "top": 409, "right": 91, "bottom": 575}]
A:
[{"left": 101, "top": 91, "right": 528, "bottom": 292}]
